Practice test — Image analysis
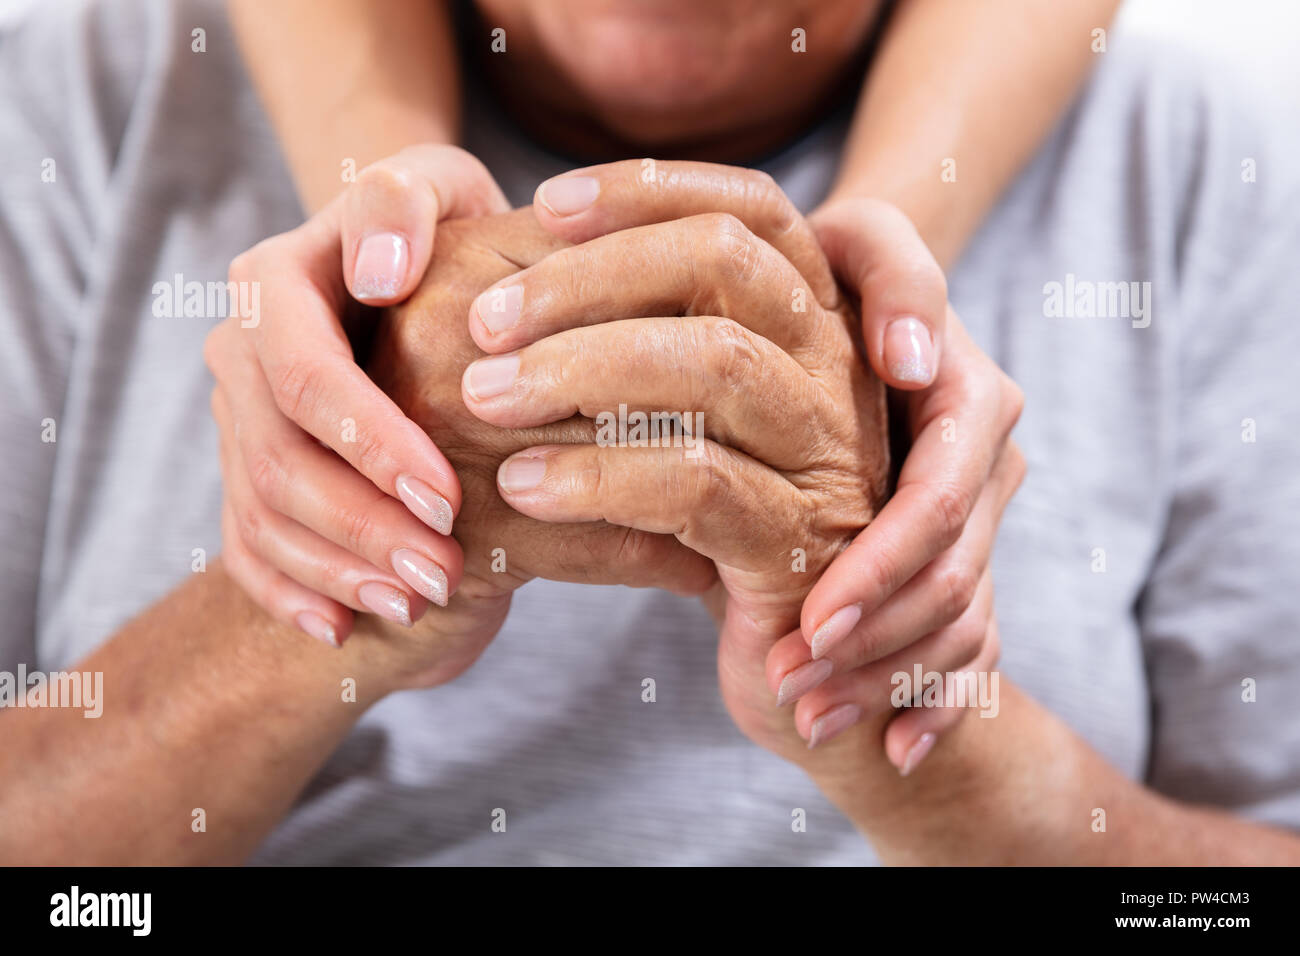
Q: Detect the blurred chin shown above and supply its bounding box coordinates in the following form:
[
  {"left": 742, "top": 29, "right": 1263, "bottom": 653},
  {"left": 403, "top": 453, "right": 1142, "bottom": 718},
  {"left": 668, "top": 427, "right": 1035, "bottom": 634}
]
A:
[{"left": 534, "top": 9, "right": 762, "bottom": 112}]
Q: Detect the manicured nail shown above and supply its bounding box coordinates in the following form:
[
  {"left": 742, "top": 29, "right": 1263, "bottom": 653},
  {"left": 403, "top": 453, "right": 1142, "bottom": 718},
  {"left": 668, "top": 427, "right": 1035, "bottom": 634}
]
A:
[
  {"left": 474, "top": 284, "right": 523, "bottom": 335},
  {"left": 776, "top": 658, "right": 834, "bottom": 706},
  {"left": 395, "top": 474, "right": 454, "bottom": 535},
  {"left": 295, "top": 611, "right": 339, "bottom": 648},
  {"left": 900, "top": 732, "right": 937, "bottom": 777},
  {"left": 807, "top": 703, "right": 862, "bottom": 749},
  {"left": 353, "top": 232, "right": 408, "bottom": 301},
  {"left": 498, "top": 456, "right": 547, "bottom": 493},
  {"left": 884, "top": 316, "right": 935, "bottom": 385},
  {"left": 391, "top": 549, "right": 449, "bottom": 607},
  {"left": 358, "top": 581, "right": 412, "bottom": 626},
  {"left": 464, "top": 354, "right": 520, "bottom": 401},
  {"left": 537, "top": 175, "right": 599, "bottom": 216},
  {"left": 811, "top": 604, "right": 862, "bottom": 659}
]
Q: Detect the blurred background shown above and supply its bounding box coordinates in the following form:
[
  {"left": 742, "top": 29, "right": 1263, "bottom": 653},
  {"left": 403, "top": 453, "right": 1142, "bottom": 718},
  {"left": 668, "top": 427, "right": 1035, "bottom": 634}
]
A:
[
  {"left": 1, "top": 0, "right": 1297, "bottom": 113},
  {"left": 1117, "top": 0, "right": 1300, "bottom": 110}
]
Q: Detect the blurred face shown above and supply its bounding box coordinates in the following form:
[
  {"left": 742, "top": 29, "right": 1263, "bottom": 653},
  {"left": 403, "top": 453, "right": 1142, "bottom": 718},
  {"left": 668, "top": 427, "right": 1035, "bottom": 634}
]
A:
[{"left": 474, "top": 0, "right": 882, "bottom": 159}]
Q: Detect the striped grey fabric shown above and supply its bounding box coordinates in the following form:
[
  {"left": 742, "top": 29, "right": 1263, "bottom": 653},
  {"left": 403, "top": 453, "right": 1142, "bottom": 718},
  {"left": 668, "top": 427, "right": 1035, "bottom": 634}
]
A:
[{"left": 1, "top": 0, "right": 1296, "bottom": 864}]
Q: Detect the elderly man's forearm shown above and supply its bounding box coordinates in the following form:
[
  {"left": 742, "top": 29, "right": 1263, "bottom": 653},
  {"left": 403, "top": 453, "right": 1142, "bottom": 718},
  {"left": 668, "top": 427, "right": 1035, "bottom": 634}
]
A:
[{"left": 0, "top": 562, "right": 381, "bottom": 864}]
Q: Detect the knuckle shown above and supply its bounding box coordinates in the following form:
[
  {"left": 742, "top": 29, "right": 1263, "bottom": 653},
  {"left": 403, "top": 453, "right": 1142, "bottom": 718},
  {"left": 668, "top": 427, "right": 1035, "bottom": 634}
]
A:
[
  {"left": 700, "top": 212, "right": 761, "bottom": 283},
  {"left": 349, "top": 426, "right": 391, "bottom": 480},
  {"left": 565, "top": 244, "right": 610, "bottom": 307},
  {"left": 686, "top": 442, "right": 733, "bottom": 518},
  {"left": 745, "top": 167, "right": 779, "bottom": 194},
  {"left": 246, "top": 445, "right": 288, "bottom": 506},
  {"left": 840, "top": 620, "right": 884, "bottom": 666},
  {"left": 574, "top": 448, "right": 607, "bottom": 504},
  {"left": 743, "top": 169, "right": 797, "bottom": 234},
  {"left": 935, "top": 562, "right": 979, "bottom": 623},
  {"left": 268, "top": 355, "right": 322, "bottom": 422},
  {"left": 863, "top": 546, "right": 903, "bottom": 608},
  {"left": 611, "top": 524, "right": 645, "bottom": 565},
  {"left": 611, "top": 526, "right": 662, "bottom": 575},
  {"left": 233, "top": 500, "right": 264, "bottom": 553},
  {"left": 337, "top": 503, "right": 378, "bottom": 556},
  {"left": 700, "top": 315, "right": 759, "bottom": 386},
  {"left": 313, "top": 554, "right": 348, "bottom": 591},
  {"left": 930, "top": 482, "right": 972, "bottom": 549}
]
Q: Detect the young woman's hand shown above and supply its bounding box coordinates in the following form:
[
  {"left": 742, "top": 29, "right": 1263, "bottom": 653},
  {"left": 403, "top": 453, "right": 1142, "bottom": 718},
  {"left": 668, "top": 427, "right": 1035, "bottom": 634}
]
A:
[
  {"left": 794, "top": 195, "right": 1025, "bottom": 772},
  {"left": 205, "top": 145, "right": 508, "bottom": 646}
]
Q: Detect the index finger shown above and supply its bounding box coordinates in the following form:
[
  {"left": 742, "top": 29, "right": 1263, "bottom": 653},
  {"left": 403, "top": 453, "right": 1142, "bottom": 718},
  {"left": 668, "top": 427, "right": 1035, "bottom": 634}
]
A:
[
  {"left": 229, "top": 212, "right": 462, "bottom": 533},
  {"left": 531, "top": 160, "right": 839, "bottom": 308}
]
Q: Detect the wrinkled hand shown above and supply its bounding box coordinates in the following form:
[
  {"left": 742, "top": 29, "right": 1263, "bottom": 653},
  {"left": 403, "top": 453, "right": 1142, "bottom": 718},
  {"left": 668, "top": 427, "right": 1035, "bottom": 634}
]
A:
[
  {"left": 463, "top": 161, "right": 893, "bottom": 764},
  {"left": 504, "top": 161, "right": 1022, "bottom": 775},
  {"left": 205, "top": 145, "right": 509, "bottom": 646},
  {"left": 360, "top": 208, "right": 718, "bottom": 689}
]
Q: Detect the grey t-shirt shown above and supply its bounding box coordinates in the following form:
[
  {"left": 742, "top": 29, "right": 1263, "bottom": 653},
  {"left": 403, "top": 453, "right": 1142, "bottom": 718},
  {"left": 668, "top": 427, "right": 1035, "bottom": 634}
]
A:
[{"left": 1, "top": 0, "right": 1297, "bottom": 864}]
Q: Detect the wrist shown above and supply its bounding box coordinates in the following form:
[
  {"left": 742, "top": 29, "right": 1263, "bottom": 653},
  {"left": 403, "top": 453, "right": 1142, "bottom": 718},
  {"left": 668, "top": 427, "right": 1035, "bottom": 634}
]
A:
[
  {"left": 210, "top": 560, "right": 393, "bottom": 712},
  {"left": 803, "top": 707, "right": 1000, "bottom": 862},
  {"left": 342, "top": 583, "right": 515, "bottom": 698},
  {"left": 814, "top": 687, "right": 1088, "bottom": 864}
]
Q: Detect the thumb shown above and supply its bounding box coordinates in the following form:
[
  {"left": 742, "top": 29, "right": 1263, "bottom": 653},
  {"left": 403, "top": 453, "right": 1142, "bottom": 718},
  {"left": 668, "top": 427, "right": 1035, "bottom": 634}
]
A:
[
  {"left": 809, "top": 197, "right": 947, "bottom": 389},
  {"left": 342, "top": 144, "right": 509, "bottom": 305}
]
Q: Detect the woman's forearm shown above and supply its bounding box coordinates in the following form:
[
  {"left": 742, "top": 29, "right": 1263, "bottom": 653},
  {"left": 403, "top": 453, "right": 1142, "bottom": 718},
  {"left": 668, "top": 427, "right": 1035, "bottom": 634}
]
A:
[
  {"left": 0, "top": 562, "right": 386, "bottom": 864},
  {"left": 826, "top": 0, "right": 1122, "bottom": 267},
  {"left": 817, "top": 682, "right": 1300, "bottom": 864},
  {"left": 228, "top": 0, "right": 460, "bottom": 213}
]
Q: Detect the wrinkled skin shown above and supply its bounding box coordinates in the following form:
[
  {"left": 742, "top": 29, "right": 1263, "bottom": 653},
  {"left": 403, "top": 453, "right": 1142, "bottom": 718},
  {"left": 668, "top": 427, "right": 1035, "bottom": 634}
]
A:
[
  {"left": 368, "top": 209, "right": 719, "bottom": 597},
  {"left": 368, "top": 206, "right": 891, "bottom": 766}
]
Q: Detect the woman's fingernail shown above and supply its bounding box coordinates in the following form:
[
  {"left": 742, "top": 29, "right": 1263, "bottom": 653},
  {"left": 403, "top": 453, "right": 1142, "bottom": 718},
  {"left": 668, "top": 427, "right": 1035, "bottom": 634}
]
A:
[
  {"left": 353, "top": 232, "right": 409, "bottom": 301},
  {"left": 391, "top": 549, "right": 449, "bottom": 607},
  {"left": 776, "top": 658, "right": 834, "bottom": 706},
  {"left": 537, "top": 175, "right": 600, "bottom": 216},
  {"left": 811, "top": 604, "right": 863, "bottom": 659},
  {"left": 474, "top": 284, "right": 523, "bottom": 334},
  {"left": 464, "top": 354, "right": 520, "bottom": 401},
  {"left": 884, "top": 316, "right": 935, "bottom": 385},
  {"left": 807, "top": 703, "right": 862, "bottom": 749},
  {"left": 395, "top": 474, "right": 454, "bottom": 535},
  {"left": 900, "top": 732, "right": 938, "bottom": 777},
  {"left": 358, "top": 581, "right": 412, "bottom": 626},
  {"left": 295, "top": 611, "right": 339, "bottom": 648},
  {"left": 498, "top": 456, "right": 547, "bottom": 493}
]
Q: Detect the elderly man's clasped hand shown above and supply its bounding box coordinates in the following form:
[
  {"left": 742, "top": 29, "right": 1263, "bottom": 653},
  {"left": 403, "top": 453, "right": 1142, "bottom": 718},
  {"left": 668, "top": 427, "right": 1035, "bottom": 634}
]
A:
[{"left": 205, "top": 149, "right": 1021, "bottom": 777}]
